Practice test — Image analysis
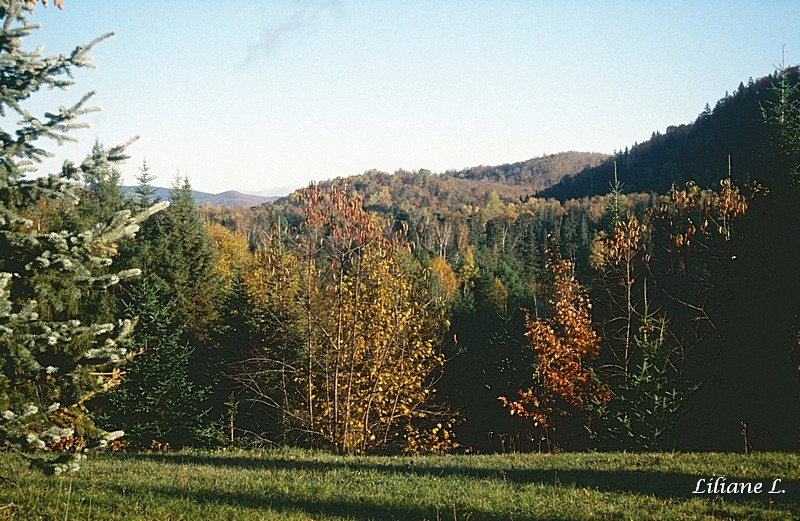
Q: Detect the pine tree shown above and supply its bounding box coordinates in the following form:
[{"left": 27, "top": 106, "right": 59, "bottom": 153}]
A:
[
  {"left": 78, "top": 139, "right": 127, "bottom": 224},
  {"left": 0, "top": 0, "right": 166, "bottom": 474},
  {"left": 163, "top": 175, "right": 223, "bottom": 341},
  {"left": 98, "top": 175, "right": 224, "bottom": 447},
  {"left": 762, "top": 63, "right": 800, "bottom": 182},
  {"left": 121, "top": 175, "right": 223, "bottom": 342},
  {"left": 605, "top": 161, "right": 624, "bottom": 229},
  {"left": 98, "top": 274, "right": 208, "bottom": 448},
  {"left": 133, "top": 159, "right": 157, "bottom": 210}
]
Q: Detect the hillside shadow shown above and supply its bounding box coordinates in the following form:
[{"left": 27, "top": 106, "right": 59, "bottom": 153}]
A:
[
  {"left": 107, "top": 481, "right": 574, "bottom": 521},
  {"left": 119, "top": 452, "right": 799, "bottom": 508}
]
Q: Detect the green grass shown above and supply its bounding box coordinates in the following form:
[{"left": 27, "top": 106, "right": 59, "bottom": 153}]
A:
[{"left": 0, "top": 449, "right": 798, "bottom": 520}]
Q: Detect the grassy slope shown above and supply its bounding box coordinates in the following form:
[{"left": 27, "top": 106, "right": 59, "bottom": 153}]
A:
[{"left": 1, "top": 449, "right": 798, "bottom": 520}]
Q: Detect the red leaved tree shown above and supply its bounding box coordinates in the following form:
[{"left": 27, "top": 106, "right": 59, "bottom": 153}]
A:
[{"left": 500, "top": 248, "right": 609, "bottom": 448}]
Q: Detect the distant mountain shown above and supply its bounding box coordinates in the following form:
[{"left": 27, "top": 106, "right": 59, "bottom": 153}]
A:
[
  {"left": 201, "top": 190, "right": 276, "bottom": 207},
  {"left": 122, "top": 186, "right": 275, "bottom": 207},
  {"left": 539, "top": 69, "right": 795, "bottom": 201},
  {"left": 198, "top": 66, "right": 794, "bottom": 213},
  {"left": 248, "top": 186, "right": 301, "bottom": 198},
  {"left": 282, "top": 151, "right": 610, "bottom": 214}
]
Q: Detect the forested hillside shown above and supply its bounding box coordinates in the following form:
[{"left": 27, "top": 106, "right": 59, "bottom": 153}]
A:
[
  {"left": 2, "top": 0, "right": 799, "bottom": 473},
  {"left": 202, "top": 68, "right": 800, "bottom": 453},
  {"left": 327, "top": 151, "right": 609, "bottom": 207},
  {"left": 540, "top": 70, "right": 796, "bottom": 200}
]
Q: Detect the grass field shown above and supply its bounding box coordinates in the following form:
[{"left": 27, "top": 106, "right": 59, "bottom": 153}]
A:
[{"left": 0, "top": 448, "right": 798, "bottom": 520}]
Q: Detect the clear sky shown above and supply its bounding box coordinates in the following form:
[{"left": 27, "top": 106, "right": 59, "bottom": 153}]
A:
[{"left": 22, "top": 1, "right": 800, "bottom": 195}]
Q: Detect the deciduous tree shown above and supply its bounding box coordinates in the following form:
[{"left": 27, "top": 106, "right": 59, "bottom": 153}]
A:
[
  {"left": 500, "top": 250, "right": 608, "bottom": 446},
  {"left": 238, "top": 185, "right": 456, "bottom": 453}
]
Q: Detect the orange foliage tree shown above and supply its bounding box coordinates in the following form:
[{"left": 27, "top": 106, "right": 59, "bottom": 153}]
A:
[{"left": 500, "top": 250, "right": 609, "bottom": 442}]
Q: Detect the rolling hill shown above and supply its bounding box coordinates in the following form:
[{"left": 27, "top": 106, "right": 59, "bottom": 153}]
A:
[
  {"left": 122, "top": 186, "right": 275, "bottom": 207},
  {"left": 539, "top": 69, "right": 797, "bottom": 201}
]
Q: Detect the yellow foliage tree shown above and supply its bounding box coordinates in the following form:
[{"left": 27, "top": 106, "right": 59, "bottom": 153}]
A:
[
  {"left": 206, "top": 222, "right": 250, "bottom": 283},
  {"left": 240, "top": 185, "right": 456, "bottom": 453},
  {"left": 458, "top": 245, "right": 479, "bottom": 294},
  {"left": 428, "top": 256, "right": 458, "bottom": 306}
]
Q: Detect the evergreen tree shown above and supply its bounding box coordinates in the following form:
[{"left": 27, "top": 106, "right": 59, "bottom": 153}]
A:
[
  {"left": 98, "top": 174, "right": 225, "bottom": 447},
  {"left": 762, "top": 64, "right": 800, "bottom": 181},
  {"left": 121, "top": 175, "right": 222, "bottom": 342},
  {"left": 163, "top": 175, "right": 223, "bottom": 341},
  {"left": 98, "top": 274, "right": 209, "bottom": 448},
  {"left": 78, "top": 139, "right": 126, "bottom": 224},
  {"left": 133, "top": 159, "right": 157, "bottom": 210},
  {"left": 0, "top": 0, "right": 166, "bottom": 473},
  {"left": 604, "top": 161, "right": 624, "bottom": 229}
]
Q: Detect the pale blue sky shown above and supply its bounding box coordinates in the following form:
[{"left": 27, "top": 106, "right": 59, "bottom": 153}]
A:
[{"left": 23, "top": 1, "right": 800, "bottom": 195}]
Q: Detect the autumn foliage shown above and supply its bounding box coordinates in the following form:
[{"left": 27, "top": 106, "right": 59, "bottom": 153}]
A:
[
  {"left": 500, "top": 253, "right": 609, "bottom": 430},
  {"left": 235, "top": 184, "right": 456, "bottom": 454}
]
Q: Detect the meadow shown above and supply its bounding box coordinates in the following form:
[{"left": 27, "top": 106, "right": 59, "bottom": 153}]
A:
[{"left": 1, "top": 449, "right": 798, "bottom": 520}]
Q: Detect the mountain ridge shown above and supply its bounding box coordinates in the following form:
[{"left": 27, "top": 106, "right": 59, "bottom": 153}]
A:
[
  {"left": 199, "top": 68, "right": 794, "bottom": 210},
  {"left": 538, "top": 68, "right": 797, "bottom": 201},
  {"left": 121, "top": 186, "right": 275, "bottom": 207}
]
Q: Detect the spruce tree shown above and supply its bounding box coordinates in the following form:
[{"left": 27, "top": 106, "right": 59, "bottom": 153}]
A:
[
  {"left": 762, "top": 64, "right": 800, "bottom": 182},
  {"left": 133, "top": 159, "right": 157, "bottom": 209},
  {"left": 0, "top": 0, "right": 166, "bottom": 473},
  {"left": 97, "top": 174, "right": 223, "bottom": 447},
  {"left": 77, "top": 139, "right": 127, "bottom": 225},
  {"left": 99, "top": 273, "right": 208, "bottom": 448},
  {"left": 164, "top": 176, "right": 223, "bottom": 342},
  {"left": 122, "top": 174, "right": 222, "bottom": 340}
]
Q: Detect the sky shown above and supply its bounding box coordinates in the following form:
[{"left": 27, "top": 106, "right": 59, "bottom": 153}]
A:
[{"left": 20, "top": 1, "right": 800, "bottom": 196}]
